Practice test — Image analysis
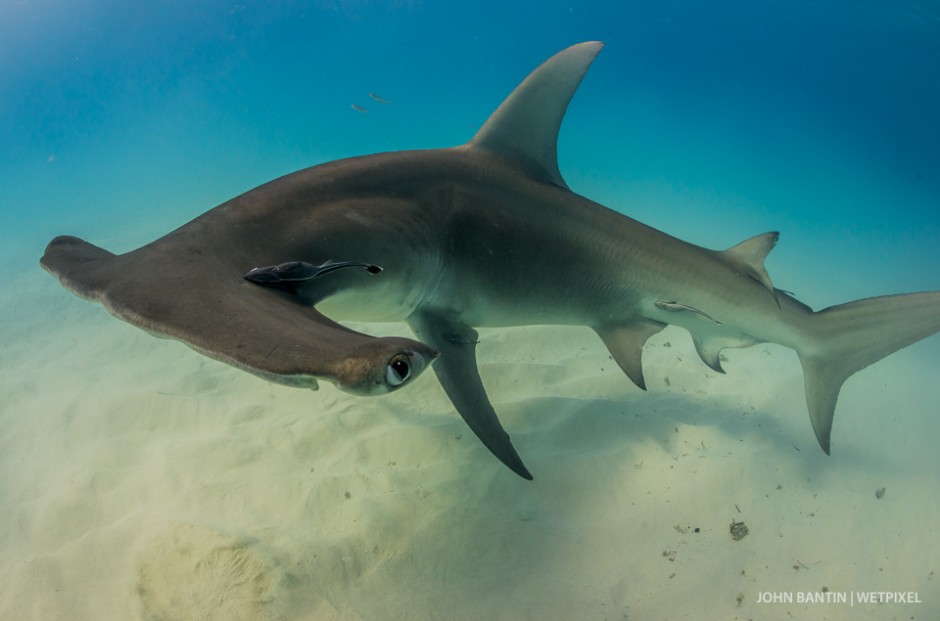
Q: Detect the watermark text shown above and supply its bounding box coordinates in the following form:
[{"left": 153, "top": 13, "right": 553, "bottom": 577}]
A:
[{"left": 755, "top": 591, "right": 922, "bottom": 606}]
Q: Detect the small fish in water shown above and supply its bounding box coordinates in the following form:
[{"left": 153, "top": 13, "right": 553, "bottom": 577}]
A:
[
  {"left": 368, "top": 92, "right": 391, "bottom": 104},
  {"left": 350, "top": 104, "right": 368, "bottom": 113}
]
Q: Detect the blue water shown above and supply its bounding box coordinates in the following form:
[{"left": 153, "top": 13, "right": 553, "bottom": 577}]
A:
[
  {"left": 2, "top": 1, "right": 940, "bottom": 618},
  {"left": 4, "top": 2, "right": 939, "bottom": 290}
]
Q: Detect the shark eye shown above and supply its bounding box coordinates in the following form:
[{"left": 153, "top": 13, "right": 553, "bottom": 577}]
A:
[{"left": 385, "top": 354, "right": 412, "bottom": 386}]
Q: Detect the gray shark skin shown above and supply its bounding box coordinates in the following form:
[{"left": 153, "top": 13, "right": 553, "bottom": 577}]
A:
[{"left": 41, "top": 42, "right": 940, "bottom": 480}]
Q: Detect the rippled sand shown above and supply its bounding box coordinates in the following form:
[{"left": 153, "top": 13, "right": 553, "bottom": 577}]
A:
[{"left": 1, "top": 243, "right": 938, "bottom": 620}]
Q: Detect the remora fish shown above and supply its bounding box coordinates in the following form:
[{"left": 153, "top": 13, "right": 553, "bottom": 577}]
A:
[{"left": 41, "top": 42, "right": 940, "bottom": 480}]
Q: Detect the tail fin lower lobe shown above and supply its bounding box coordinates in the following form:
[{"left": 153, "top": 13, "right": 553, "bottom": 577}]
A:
[{"left": 799, "top": 291, "right": 940, "bottom": 452}]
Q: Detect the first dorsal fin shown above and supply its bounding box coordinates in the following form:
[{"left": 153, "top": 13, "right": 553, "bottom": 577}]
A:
[
  {"left": 466, "top": 41, "right": 604, "bottom": 188},
  {"left": 722, "top": 231, "right": 779, "bottom": 293}
]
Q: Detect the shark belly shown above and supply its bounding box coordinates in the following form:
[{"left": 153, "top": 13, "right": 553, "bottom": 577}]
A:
[{"left": 316, "top": 284, "right": 418, "bottom": 322}]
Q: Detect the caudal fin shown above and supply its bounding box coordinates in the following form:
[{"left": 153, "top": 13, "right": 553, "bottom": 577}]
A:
[{"left": 799, "top": 291, "right": 940, "bottom": 453}]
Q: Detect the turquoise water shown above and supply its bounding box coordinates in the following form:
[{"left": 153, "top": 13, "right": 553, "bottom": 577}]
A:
[
  {"left": 3, "top": 1, "right": 938, "bottom": 305},
  {"left": 2, "top": 2, "right": 939, "bottom": 619}
]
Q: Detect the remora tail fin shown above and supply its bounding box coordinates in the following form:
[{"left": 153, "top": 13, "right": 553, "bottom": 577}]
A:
[{"left": 799, "top": 291, "right": 940, "bottom": 453}]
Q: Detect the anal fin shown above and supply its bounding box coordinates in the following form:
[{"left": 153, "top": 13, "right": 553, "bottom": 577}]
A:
[{"left": 692, "top": 335, "right": 757, "bottom": 374}]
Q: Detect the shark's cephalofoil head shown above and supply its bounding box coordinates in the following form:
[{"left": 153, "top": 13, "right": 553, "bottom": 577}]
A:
[{"left": 329, "top": 338, "right": 439, "bottom": 396}]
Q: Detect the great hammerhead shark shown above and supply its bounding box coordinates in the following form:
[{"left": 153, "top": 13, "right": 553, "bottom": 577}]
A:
[{"left": 41, "top": 42, "right": 940, "bottom": 479}]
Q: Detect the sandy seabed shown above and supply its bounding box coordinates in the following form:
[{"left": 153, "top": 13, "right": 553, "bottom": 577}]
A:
[{"left": 1, "top": 242, "right": 938, "bottom": 621}]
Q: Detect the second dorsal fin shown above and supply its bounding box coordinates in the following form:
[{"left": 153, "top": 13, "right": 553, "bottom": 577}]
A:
[
  {"left": 722, "top": 231, "right": 779, "bottom": 294},
  {"left": 466, "top": 41, "right": 604, "bottom": 188}
]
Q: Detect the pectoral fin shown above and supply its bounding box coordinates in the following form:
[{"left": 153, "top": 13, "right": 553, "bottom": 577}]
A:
[{"left": 408, "top": 310, "right": 533, "bottom": 480}]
